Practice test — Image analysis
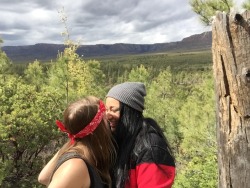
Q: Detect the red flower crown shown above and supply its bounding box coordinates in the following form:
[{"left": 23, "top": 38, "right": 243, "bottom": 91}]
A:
[{"left": 56, "top": 100, "right": 106, "bottom": 145}]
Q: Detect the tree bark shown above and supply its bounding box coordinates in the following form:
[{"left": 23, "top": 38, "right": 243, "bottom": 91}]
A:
[{"left": 212, "top": 10, "right": 250, "bottom": 188}]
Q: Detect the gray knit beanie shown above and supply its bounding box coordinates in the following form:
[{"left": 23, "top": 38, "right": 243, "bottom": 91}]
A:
[{"left": 106, "top": 82, "right": 146, "bottom": 112}]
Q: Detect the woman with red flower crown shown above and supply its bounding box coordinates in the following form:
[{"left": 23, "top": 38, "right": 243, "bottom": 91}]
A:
[{"left": 38, "top": 96, "right": 116, "bottom": 188}]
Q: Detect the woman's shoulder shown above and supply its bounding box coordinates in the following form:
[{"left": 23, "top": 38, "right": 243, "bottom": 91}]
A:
[
  {"left": 144, "top": 123, "right": 166, "bottom": 144},
  {"left": 134, "top": 123, "right": 175, "bottom": 166},
  {"left": 57, "top": 157, "right": 90, "bottom": 176},
  {"left": 49, "top": 157, "right": 90, "bottom": 188}
]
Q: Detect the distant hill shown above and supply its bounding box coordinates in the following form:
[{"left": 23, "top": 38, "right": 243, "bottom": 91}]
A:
[{"left": 2, "top": 31, "right": 212, "bottom": 63}]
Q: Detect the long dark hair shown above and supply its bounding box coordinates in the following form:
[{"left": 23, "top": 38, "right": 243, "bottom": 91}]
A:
[{"left": 113, "top": 103, "right": 175, "bottom": 188}]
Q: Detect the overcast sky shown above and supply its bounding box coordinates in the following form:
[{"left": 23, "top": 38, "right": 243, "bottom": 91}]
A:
[{"left": 0, "top": 0, "right": 245, "bottom": 46}]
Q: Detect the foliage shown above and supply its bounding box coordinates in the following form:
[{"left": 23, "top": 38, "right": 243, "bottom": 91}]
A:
[
  {"left": 174, "top": 154, "right": 217, "bottom": 188},
  {"left": 99, "top": 51, "right": 212, "bottom": 84},
  {"left": 189, "top": 0, "right": 234, "bottom": 25},
  {"left": 0, "top": 34, "right": 106, "bottom": 187},
  {"left": 0, "top": 49, "right": 11, "bottom": 75},
  {"left": 0, "top": 74, "right": 64, "bottom": 187},
  {"left": 0, "top": 38, "right": 217, "bottom": 187},
  {"left": 48, "top": 44, "right": 106, "bottom": 104},
  {"left": 144, "top": 67, "right": 183, "bottom": 152},
  {"left": 243, "top": 0, "right": 250, "bottom": 10},
  {"left": 24, "top": 60, "right": 46, "bottom": 91},
  {"left": 173, "top": 73, "right": 218, "bottom": 188},
  {"left": 127, "top": 65, "right": 151, "bottom": 82},
  {"left": 121, "top": 64, "right": 218, "bottom": 187},
  {"left": 85, "top": 59, "right": 106, "bottom": 98}
]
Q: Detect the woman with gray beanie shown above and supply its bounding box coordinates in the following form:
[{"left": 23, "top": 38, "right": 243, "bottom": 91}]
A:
[{"left": 106, "top": 82, "right": 176, "bottom": 188}]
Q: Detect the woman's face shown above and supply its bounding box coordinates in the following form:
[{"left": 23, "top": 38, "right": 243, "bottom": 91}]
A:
[{"left": 105, "top": 97, "right": 120, "bottom": 132}]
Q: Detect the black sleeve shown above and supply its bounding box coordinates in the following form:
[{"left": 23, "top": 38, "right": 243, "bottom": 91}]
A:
[{"left": 136, "top": 133, "right": 175, "bottom": 167}]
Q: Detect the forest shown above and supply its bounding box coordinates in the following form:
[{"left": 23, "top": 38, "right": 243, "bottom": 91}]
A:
[
  {"left": 1, "top": 0, "right": 250, "bottom": 187},
  {"left": 0, "top": 40, "right": 218, "bottom": 187}
]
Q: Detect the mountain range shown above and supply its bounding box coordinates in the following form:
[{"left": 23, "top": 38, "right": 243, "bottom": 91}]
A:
[{"left": 2, "top": 31, "right": 212, "bottom": 63}]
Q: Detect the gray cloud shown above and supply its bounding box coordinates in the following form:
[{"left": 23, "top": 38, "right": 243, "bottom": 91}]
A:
[{"left": 0, "top": 0, "right": 212, "bottom": 46}]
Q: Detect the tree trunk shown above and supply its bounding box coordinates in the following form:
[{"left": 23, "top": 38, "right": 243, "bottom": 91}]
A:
[{"left": 212, "top": 10, "right": 250, "bottom": 188}]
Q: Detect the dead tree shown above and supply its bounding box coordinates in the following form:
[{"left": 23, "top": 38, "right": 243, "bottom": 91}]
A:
[{"left": 212, "top": 10, "right": 250, "bottom": 188}]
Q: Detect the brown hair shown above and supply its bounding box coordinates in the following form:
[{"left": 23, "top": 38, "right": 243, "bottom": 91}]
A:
[{"left": 58, "top": 96, "right": 116, "bottom": 187}]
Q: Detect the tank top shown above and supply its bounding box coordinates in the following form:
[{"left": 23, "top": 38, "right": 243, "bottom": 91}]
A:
[{"left": 51, "top": 152, "right": 107, "bottom": 188}]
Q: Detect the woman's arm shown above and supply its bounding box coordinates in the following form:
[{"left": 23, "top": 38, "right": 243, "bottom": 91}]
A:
[
  {"left": 133, "top": 133, "right": 176, "bottom": 188},
  {"left": 38, "top": 150, "right": 60, "bottom": 186},
  {"left": 136, "top": 163, "right": 175, "bottom": 188}
]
